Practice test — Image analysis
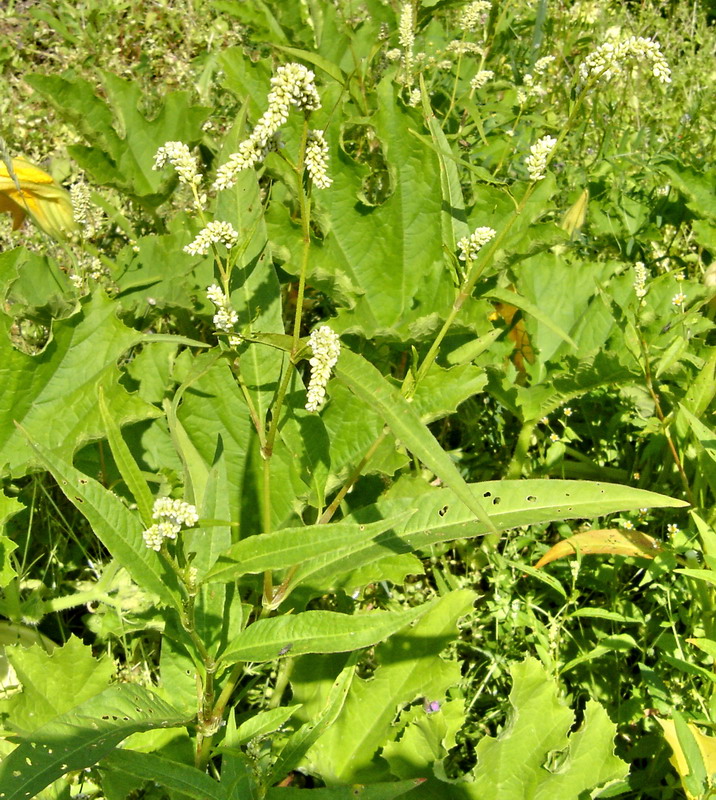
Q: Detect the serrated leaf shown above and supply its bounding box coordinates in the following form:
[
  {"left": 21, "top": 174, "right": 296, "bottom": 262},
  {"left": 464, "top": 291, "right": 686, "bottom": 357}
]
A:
[
  {"left": 308, "top": 78, "right": 454, "bottom": 339},
  {"left": 25, "top": 73, "right": 210, "bottom": 203},
  {"left": 0, "top": 636, "right": 114, "bottom": 734},
  {"left": 0, "top": 684, "right": 188, "bottom": 800},
  {"left": 303, "top": 590, "right": 476, "bottom": 783},
  {"left": 0, "top": 293, "right": 157, "bottom": 478},
  {"left": 467, "top": 658, "right": 626, "bottom": 798},
  {"left": 265, "top": 782, "right": 424, "bottom": 800}
]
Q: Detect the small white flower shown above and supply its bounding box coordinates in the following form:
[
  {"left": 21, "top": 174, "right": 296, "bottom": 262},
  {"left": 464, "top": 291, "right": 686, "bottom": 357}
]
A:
[
  {"left": 671, "top": 292, "right": 687, "bottom": 307},
  {"left": 456, "top": 226, "right": 496, "bottom": 261},
  {"left": 534, "top": 55, "right": 556, "bottom": 74},
  {"left": 152, "top": 496, "right": 199, "bottom": 528},
  {"left": 184, "top": 220, "right": 239, "bottom": 256},
  {"left": 305, "top": 130, "right": 332, "bottom": 189},
  {"left": 633, "top": 261, "right": 648, "bottom": 299},
  {"left": 407, "top": 88, "right": 421, "bottom": 106},
  {"left": 305, "top": 326, "right": 341, "bottom": 412},
  {"left": 470, "top": 70, "right": 494, "bottom": 90},
  {"left": 153, "top": 141, "right": 202, "bottom": 185},
  {"left": 206, "top": 283, "right": 240, "bottom": 337},
  {"left": 667, "top": 523, "right": 680, "bottom": 534},
  {"left": 525, "top": 135, "right": 557, "bottom": 181},
  {"left": 563, "top": 407, "right": 573, "bottom": 417},
  {"left": 579, "top": 36, "right": 671, "bottom": 86},
  {"left": 459, "top": 0, "right": 492, "bottom": 31}
]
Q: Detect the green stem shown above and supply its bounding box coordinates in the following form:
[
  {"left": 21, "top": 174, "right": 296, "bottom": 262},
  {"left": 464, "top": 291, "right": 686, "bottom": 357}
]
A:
[{"left": 505, "top": 418, "right": 538, "bottom": 479}]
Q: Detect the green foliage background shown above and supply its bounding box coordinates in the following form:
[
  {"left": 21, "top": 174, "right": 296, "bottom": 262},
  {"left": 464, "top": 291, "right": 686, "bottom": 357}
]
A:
[{"left": 0, "top": 0, "right": 715, "bottom": 798}]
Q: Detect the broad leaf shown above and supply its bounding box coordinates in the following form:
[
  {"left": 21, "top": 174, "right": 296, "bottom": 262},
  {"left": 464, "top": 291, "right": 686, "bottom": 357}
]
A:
[
  {"left": 0, "top": 684, "right": 188, "bottom": 800},
  {"left": 0, "top": 293, "right": 157, "bottom": 478},
  {"left": 466, "top": 658, "right": 627, "bottom": 798}
]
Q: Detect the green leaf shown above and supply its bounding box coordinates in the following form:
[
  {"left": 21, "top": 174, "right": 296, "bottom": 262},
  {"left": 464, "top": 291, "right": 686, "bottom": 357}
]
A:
[
  {"left": 205, "top": 516, "right": 409, "bottom": 584},
  {"left": 102, "top": 749, "right": 229, "bottom": 800},
  {"left": 21, "top": 431, "right": 181, "bottom": 610},
  {"left": 25, "top": 73, "right": 210, "bottom": 203},
  {"left": 303, "top": 589, "right": 476, "bottom": 783},
  {"left": 265, "top": 782, "right": 425, "bottom": 800},
  {"left": 0, "top": 684, "right": 188, "bottom": 800},
  {"left": 268, "top": 652, "right": 358, "bottom": 784},
  {"left": 233, "top": 705, "right": 303, "bottom": 746},
  {"left": 173, "top": 356, "right": 253, "bottom": 526},
  {"left": 411, "top": 363, "right": 487, "bottom": 424},
  {"left": 0, "top": 492, "right": 23, "bottom": 587},
  {"left": 221, "top": 602, "right": 434, "bottom": 664},
  {"left": 419, "top": 77, "right": 469, "bottom": 252},
  {"left": 334, "top": 348, "right": 497, "bottom": 532},
  {"left": 0, "top": 636, "right": 114, "bottom": 734},
  {"left": 209, "top": 480, "right": 685, "bottom": 599},
  {"left": 307, "top": 78, "right": 455, "bottom": 339},
  {"left": 487, "top": 284, "right": 578, "bottom": 354},
  {"left": 0, "top": 293, "right": 157, "bottom": 478},
  {"left": 98, "top": 386, "right": 154, "bottom": 527},
  {"left": 466, "top": 658, "right": 627, "bottom": 798}
]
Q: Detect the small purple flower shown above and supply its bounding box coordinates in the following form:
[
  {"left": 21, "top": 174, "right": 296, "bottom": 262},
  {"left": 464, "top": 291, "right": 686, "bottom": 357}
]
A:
[{"left": 424, "top": 699, "right": 441, "bottom": 714}]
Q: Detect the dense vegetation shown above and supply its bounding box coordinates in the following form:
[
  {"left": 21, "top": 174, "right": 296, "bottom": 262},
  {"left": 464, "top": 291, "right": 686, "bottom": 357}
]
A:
[{"left": 1, "top": 1, "right": 716, "bottom": 798}]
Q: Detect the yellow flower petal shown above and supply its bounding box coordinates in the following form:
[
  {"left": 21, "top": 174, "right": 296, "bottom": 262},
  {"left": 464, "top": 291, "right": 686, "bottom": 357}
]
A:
[{"left": 0, "top": 157, "right": 77, "bottom": 239}]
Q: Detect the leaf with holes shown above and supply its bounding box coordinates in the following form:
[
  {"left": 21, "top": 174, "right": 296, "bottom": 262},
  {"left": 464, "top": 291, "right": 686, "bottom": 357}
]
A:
[{"left": 0, "top": 684, "right": 189, "bottom": 800}]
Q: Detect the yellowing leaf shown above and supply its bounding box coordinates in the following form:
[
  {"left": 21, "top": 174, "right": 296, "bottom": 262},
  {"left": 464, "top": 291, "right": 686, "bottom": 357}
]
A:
[
  {"left": 657, "top": 718, "right": 716, "bottom": 799},
  {"left": 534, "top": 528, "right": 662, "bottom": 569},
  {"left": 0, "top": 156, "right": 77, "bottom": 238}
]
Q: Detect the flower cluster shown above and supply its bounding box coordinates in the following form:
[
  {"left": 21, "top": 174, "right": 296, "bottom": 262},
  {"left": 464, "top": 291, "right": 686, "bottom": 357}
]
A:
[
  {"left": 214, "top": 63, "right": 322, "bottom": 191},
  {"left": 446, "top": 41, "right": 484, "bottom": 56},
  {"left": 457, "top": 226, "right": 496, "bottom": 261},
  {"left": 305, "top": 130, "right": 333, "bottom": 189},
  {"left": 579, "top": 36, "right": 671, "bottom": 85},
  {"left": 142, "top": 497, "right": 199, "bottom": 551},
  {"left": 305, "top": 326, "right": 341, "bottom": 412},
  {"left": 470, "top": 70, "right": 494, "bottom": 90},
  {"left": 525, "top": 135, "right": 557, "bottom": 181},
  {"left": 184, "top": 220, "right": 239, "bottom": 256},
  {"left": 153, "top": 141, "right": 202, "bottom": 185},
  {"left": 206, "top": 283, "right": 240, "bottom": 340},
  {"left": 459, "top": 0, "right": 492, "bottom": 30},
  {"left": 534, "top": 55, "right": 556, "bottom": 74},
  {"left": 398, "top": 2, "right": 415, "bottom": 78},
  {"left": 633, "top": 261, "right": 648, "bottom": 299}
]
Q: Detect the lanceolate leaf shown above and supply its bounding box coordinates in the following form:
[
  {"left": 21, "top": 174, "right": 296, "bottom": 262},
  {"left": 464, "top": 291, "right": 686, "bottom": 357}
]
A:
[
  {"left": 221, "top": 602, "right": 434, "bottom": 664},
  {"left": 0, "top": 684, "right": 188, "bottom": 800},
  {"left": 102, "top": 750, "right": 229, "bottom": 800},
  {"left": 207, "top": 480, "right": 685, "bottom": 596},
  {"left": 335, "top": 348, "right": 497, "bottom": 532},
  {"left": 20, "top": 431, "right": 181, "bottom": 610},
  {"left": 534, "top": 528, "right": 662, "bottom": 568}
]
